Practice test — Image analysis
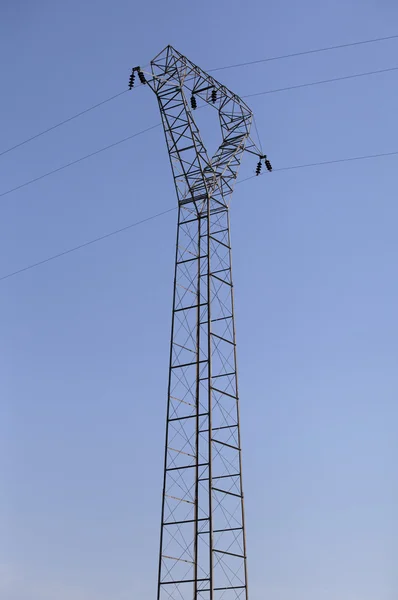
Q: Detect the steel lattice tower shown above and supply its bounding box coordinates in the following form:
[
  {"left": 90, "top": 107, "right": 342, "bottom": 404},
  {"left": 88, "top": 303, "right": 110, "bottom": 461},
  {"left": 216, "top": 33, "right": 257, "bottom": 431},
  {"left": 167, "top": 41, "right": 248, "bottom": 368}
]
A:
[{"left": 135, "top": 45, "right": 267, "bottom": 600}]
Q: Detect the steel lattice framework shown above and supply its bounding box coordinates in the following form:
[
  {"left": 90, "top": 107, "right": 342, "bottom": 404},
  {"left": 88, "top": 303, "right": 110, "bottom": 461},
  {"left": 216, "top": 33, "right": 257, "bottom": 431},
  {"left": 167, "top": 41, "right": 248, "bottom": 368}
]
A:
[{"left": 141, "top": 45, "right": 265, "bottom": 600}]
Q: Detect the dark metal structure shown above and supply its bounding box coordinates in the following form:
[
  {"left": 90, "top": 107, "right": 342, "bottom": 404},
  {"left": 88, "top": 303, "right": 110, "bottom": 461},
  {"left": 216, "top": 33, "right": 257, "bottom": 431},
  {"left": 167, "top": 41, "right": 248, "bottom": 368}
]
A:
[{"left": 134, "top": 45, "right": 267, "bottom": 600}]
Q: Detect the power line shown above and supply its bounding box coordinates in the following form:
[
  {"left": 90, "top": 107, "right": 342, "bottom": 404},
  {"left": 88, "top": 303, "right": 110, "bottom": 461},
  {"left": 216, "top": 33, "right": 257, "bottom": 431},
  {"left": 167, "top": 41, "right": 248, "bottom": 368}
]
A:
[
  {"left": 209, "top": 33, "right": 398, "bottom": 72},
  {"left": 238, "top": 149, "right": 398, "bottom": 184},
  {"left": 2, "top": 33, "right": 397, "bottom": 162},
  {"left": 275, "top": 150, "right": 398, "bottom": 171},
  {"left": 0, "top": 208, "right": 176, "bottom": 282},
  {"left": 243, "top": 65, "right": 398, "bottom": 99},
  {"left": 0, "top": 90, "right": 129, "bottom": 159},
  {"left": 3, "top": 62, "right": 398, "bottom": 202},
  {"left": 0, "top": 124, "right": 161, "bottom": 200},
  {"left": 1, "top": 148, "right": 397, "bottom": 283}
]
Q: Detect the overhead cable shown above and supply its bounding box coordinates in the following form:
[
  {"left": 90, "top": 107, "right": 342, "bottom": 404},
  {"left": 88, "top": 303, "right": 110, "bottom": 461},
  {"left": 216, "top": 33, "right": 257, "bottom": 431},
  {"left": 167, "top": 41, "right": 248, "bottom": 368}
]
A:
[
  {"left": 209, "top": 33, "right": 398, "bottom": 72},
  {"left": 1, "top": 148, "right": 397, "bottom": 282}
]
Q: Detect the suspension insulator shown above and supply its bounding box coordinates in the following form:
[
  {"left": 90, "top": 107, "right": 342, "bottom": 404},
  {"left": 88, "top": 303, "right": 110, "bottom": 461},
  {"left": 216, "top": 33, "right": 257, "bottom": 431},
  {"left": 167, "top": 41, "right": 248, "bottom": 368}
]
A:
[
  {"left": 128, "top": 71, "right": 136, "bottom": 90},
  {"left": 138, "top": 70, "right": 147, "bottom": 84},
  {"left": 265, "top": 159, "right": 272, "bottom": 172},
  {"left": 255, "top": 160, "right": 262, "bottom": 176},
  {"left": 211, "top": 88, "right": 217, "bottom": 103},
  {"left": 191, "top": 95, "right": 197, "bottom": 110}
]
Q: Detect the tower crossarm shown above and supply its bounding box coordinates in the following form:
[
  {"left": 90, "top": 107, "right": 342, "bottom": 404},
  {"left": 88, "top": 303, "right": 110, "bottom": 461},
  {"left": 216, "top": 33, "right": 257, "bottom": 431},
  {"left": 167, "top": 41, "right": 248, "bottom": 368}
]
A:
[{"left": 147, "top": 45, "right": 262, "bottom": 211}]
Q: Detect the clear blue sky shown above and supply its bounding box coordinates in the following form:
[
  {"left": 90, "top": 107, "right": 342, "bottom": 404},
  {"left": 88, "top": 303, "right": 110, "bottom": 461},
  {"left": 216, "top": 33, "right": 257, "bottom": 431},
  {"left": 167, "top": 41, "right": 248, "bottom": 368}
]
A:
[{"left": 1, "top": 1, "right": 397, "bottom": 599}]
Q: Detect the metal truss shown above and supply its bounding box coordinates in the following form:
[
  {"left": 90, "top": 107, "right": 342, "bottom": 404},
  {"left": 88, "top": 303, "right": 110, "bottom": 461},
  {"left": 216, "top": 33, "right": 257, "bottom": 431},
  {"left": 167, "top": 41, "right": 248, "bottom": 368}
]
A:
[{"left": 142, "top": 45, "right": 264, "bottom": 600}]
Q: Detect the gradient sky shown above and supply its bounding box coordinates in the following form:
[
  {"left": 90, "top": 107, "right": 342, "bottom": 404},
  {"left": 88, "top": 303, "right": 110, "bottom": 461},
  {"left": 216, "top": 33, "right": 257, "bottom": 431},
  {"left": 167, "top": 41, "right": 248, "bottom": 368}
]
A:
[{"left": 1, "top": 1, "right": 397, "bottom": 599}]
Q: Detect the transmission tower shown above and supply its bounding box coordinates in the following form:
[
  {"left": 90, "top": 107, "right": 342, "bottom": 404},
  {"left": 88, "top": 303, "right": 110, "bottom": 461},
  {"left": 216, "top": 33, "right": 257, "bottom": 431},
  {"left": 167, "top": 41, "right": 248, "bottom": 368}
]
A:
[{"left": 130, "top": 46, "right": 270, "bottom": 600}]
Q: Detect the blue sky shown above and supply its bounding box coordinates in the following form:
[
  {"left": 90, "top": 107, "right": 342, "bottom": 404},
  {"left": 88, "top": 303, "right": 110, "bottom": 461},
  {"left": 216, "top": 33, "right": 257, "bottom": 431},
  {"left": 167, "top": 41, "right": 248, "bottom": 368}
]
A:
[{"left": 1, "top": 1, "right": 397, "bottom": 599}]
